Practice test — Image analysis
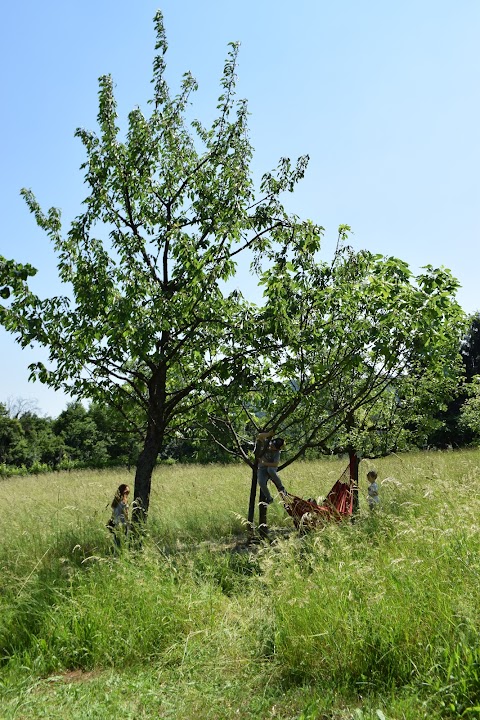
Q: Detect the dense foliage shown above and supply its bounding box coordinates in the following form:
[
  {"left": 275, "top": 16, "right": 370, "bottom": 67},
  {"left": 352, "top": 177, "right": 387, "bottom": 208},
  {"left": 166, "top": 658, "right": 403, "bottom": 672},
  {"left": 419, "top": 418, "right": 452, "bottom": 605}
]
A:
[
  {"left": 0, "top": 399, "right": 239, "bottom": 477},
  {"left": 427, "top": 312, "right": 480, "bottom": 448},
  {"left": 201, "top": 240, "right": 466, "bottom": 467},
  {"left": 1, "top": 308, "right": 479, "bottom": 479}
]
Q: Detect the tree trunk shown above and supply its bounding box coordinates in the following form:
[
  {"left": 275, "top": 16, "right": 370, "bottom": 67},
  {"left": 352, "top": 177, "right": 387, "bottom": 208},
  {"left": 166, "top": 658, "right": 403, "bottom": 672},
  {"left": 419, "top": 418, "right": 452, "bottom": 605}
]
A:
[
  {"left": 247, "top": 462, "right": 269, "bottom": 540},
  {"left": 132, "top": 422, "right": 163, "bottom": 524},
  {"left": 349, "top": 449, "right": 360, "bottom": 518},
  {"left": 258, "top": 490, "right": 268, "bottom": 539},
  {"left": 247, "top": 463, "right": 258, "bottom": 534}
]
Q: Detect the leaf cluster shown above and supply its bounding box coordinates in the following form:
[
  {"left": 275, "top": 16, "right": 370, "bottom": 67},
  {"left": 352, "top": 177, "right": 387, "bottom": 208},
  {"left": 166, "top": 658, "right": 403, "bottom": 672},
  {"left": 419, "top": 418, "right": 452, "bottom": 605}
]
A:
[{"left": 203, "top": 238, "right": 467, "bottom": 463}]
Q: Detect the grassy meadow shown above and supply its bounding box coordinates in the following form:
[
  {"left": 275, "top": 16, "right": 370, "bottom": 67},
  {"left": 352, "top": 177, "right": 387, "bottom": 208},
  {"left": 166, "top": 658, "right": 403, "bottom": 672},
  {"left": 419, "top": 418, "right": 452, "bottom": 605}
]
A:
[{"left": 0, "top": 450, "right": 479, "bottom": 719}]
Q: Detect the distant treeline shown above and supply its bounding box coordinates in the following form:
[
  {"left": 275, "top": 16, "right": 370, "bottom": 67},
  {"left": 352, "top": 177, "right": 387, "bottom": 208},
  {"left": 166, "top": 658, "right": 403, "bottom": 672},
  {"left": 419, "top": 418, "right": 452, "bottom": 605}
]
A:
[
  {"left": 2, "top": 314, "right": 480, "bottom": 477},
  {"left": 0, "top": 400, "right": 235, "bottom": 478}
]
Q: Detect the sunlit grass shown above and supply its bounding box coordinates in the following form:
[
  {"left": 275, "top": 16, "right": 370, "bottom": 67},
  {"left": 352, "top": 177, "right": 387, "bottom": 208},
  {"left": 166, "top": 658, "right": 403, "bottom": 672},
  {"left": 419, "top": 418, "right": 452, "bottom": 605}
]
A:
[{"left": 0, "top": 450, "right": 479, "bottom": 719}]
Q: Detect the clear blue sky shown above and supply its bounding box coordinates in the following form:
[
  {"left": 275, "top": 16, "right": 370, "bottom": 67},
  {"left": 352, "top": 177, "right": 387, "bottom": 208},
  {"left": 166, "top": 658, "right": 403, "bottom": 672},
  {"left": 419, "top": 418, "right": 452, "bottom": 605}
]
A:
[{"left": 1, "top": 0, "right": 479, "bottom": 417}]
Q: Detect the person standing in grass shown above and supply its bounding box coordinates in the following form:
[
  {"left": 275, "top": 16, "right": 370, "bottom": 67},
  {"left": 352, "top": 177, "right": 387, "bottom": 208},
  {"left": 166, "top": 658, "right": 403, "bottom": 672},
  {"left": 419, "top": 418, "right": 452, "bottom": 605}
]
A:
[
  {"left": 109, "top": 483, "right": 131, "bottom": 547},
  {"left": 367, "top": 470, "right": 379, "bottom": 510},
  {"left": 256, "top": 431, "right": 288, "bottom": 504}
]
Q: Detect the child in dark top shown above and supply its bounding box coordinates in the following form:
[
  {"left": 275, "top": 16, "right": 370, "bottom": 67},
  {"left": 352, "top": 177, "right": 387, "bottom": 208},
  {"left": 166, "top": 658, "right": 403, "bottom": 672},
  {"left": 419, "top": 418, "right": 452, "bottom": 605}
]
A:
[{"left": 109, "top": 483, "right": 130, "bottom": 546}]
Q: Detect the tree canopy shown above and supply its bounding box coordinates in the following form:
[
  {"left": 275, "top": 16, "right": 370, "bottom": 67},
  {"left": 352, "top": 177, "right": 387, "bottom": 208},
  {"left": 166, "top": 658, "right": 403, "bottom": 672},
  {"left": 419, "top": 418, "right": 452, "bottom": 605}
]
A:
[
  {"left": 0, "top": 12, "right": 319, "bottom": 518},
  {"left": 201, "top": 238, "right": 466, "bottom": 467}
]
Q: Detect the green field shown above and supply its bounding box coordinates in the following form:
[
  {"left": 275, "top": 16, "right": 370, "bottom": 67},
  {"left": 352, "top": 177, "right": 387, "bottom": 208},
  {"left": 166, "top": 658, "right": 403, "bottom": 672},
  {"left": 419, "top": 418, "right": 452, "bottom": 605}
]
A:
[{"left": 0, "top": 451, "right": 479, "bottom": 719}]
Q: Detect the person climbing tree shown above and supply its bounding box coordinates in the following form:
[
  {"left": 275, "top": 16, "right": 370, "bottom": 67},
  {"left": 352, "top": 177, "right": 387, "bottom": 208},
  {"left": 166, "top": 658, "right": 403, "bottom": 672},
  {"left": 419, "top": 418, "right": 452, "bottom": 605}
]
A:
[{"left": 256, "top": 431, "right": 288, "bottom": 504}]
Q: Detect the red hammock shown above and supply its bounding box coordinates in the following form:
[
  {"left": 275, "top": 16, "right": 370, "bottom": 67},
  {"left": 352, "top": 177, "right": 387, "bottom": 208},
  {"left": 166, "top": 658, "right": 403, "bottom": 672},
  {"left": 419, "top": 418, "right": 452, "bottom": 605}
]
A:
[{"left": 284, "top": 465, "right": 354, "bottom": 530}]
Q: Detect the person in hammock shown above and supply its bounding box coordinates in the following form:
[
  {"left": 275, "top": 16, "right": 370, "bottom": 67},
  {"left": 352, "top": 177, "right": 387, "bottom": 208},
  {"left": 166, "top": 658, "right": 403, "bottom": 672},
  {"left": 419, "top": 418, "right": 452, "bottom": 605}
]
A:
[{"left": 256, "top": 431, "right": 288, "bottom": 504}]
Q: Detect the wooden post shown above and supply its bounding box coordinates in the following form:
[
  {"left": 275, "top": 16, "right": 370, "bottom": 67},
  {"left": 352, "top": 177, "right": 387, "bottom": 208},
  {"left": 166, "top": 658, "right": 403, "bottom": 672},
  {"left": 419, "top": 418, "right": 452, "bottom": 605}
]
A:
[
  {"left": 247, "top": 463, "right": 269, "bottom": 540},
  {"left": 251, "top": 432, "right": 272, "bottom": 540},
  {"left": 247, "top": 464, "right": 258, "bottom": 539},
  {"left": 349, "top": 449, "right": 360, "bottom": 519},
  {"left": 258, "top": 490, "right": 268, "bottom": 539}
]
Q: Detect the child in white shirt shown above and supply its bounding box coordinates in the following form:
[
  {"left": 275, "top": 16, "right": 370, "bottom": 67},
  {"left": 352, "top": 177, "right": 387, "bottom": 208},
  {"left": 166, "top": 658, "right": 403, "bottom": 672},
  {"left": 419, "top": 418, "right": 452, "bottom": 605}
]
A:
[{"left": 367, "top": 470, "right": 379, "bottom": 510}]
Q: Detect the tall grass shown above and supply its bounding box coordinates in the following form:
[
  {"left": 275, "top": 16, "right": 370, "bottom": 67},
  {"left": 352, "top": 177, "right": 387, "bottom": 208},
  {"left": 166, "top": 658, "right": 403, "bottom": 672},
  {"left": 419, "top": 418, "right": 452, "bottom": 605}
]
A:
[{"left": 0, "top": 451, "right": 479, "bottom": 719}]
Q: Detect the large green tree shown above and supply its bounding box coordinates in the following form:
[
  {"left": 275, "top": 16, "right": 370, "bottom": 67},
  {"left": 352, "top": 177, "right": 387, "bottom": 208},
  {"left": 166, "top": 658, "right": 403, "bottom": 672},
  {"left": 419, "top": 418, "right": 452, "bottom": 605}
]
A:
[
  {"left": 0, "top": 403, "right": 24, "bottom": 467},
  {"left": 201, "top": 237, "right": 465, "bottom": 524},
  {"left": 459, "top": 376, "right": 480, "bottom": 436},
  {"left": 457, "top": 313, "right": 480, "bottom": 439},
  {"left": 0, "top": 401, "right": 64, "bottom": 470},
  {"left": 53, "top": 402, "right": 109, "bottom": 466},
  {"left": 424, "top": 311, "right": 480, "bottom": 448},
  {"left": 461, "top": 313, "right": 480, "bottom": 381},
  {"left": 0, "top": 13, "right": 318, "bottom": 519}
]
